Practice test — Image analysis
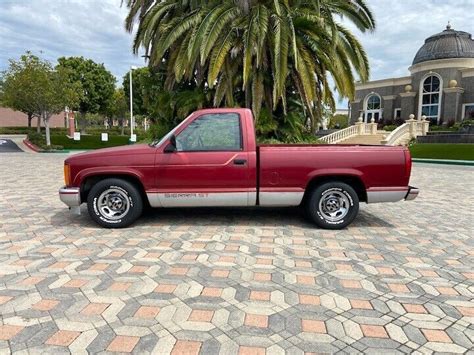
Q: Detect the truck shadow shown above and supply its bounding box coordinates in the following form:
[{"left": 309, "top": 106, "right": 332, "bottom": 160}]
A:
[
  {"left": 141, "top": 207, "right": 395, "bottom": 229},
  {"left": 50, "top": 206, "right": 394, "bottom": 229}
]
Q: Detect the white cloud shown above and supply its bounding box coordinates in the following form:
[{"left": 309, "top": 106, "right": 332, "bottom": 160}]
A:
[
  {"left": 0, "top": 0, "right": 472, "bottom": 104},
  {"left": 0, "top": 0, "right": 144, "bottom": 83},
  {"left": 348, "top": 0, "right": 473, "bottom": 81}
]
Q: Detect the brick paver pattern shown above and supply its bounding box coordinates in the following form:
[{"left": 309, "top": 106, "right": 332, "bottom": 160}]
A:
[{"left": 0, "top": 153, "right": 473, "bottom": 354}]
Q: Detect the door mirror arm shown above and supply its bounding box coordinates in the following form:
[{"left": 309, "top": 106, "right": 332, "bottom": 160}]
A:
[{"left": 164, "top": 134, "right": 177, "bottom": 153}]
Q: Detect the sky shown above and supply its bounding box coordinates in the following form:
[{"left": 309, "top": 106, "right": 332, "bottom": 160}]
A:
[{"left": 1, "top": 0, "right": 473, "bottom": 107}]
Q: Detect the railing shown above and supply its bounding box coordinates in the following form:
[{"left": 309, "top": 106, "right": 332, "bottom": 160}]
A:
[
  {"left": 416, "top": 121, "right": 424, "bottom": 134},
  {"left": 319, "top": 125, "right": 358, "bottom": 144},
  {"left": 319, "top": 115, "right": 430, "bottom": 145},
  {"left": 382, "top": 118, "right": 430, "bottom": 145},
  {"left": 381, "top": 123, "right": 410, "bottom": 146}
]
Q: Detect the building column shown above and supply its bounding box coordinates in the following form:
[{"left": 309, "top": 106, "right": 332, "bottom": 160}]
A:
[
  {"left": 443, "top": 81, "right": 465, "bottom": 123},
  {"left": 68, "top": 112, "right": 76, "bottom": 138},
  {"left": 349, "top": 99, "right": 362, "bottom": 124},
  {"left": 382, "top": 95, "right": 396, "bottom": 121},
  {"left": 400, "top": 89, "right": 417, "bottom": 120}
]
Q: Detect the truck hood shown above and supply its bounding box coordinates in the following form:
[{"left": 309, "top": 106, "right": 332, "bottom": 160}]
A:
[{"left": 65, "top": 144, "right": 155, "bottom": 163}]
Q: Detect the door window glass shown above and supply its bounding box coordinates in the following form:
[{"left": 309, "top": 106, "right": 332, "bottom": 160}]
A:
[{"left": 176, "top": 113, "right": 242, "bottom": 151}]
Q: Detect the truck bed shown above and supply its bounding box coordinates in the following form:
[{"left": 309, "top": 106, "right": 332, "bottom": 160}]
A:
[{"left": 257, "top": 144, "right": 410, "bottom": 203}]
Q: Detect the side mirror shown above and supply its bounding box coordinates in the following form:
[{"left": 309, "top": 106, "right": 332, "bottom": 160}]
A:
[{"left": 164, "top": 134, "right": 177, "bottom": 153}]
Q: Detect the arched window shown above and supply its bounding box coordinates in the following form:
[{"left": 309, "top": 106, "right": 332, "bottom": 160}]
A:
[
  {"left": 364, "top": 94, "right": 382, "bottom": 123},
  {"left": 367, "top": 95, "right": 381, "bottom": 110},
  {"left": 420, "top": 75, "right": 442, "bottom": 124}
]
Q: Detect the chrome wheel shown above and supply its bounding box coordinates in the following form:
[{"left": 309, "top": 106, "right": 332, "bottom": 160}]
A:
[
  {"left": 96, "top": 188, "right": 130, "bottom": 220},
  {"left": 318, "top": 190, "right": 350, "bottom": 222}
]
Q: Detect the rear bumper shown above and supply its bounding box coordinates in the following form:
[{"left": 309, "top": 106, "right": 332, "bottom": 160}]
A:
[
  {"left": 404, "top": 186, "right": 419, "bottom": 201},
  {"left": 59, "top": 187, "right": 81, "bottom": 207}
]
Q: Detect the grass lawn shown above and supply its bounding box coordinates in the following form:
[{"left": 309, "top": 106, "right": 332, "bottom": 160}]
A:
[
  {"left": 50, "top": 135, "right": 132, "bottom": 149},
  {"left": 409, "top": 143, "right": 474, "bottom": 161}
]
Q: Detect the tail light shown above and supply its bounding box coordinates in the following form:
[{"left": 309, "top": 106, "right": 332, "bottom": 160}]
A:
[
  {"left": 64, "top": 164, "right": 71, "bottom": 186},
  {"left": 404, "top": 149, "right": 412, "bottom": 179}
]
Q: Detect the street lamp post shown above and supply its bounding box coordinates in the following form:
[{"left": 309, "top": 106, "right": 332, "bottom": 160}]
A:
[{"left": 129, "top": 65, "right": 137, "bottom": 142}]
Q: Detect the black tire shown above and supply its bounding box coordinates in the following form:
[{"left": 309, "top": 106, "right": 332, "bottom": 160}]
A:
[
  {"left": 87, "top": 178, "right": 143, "bottom": 228},
  {"left": 305, "top": 182, "right": 359, "bottom": 230}
]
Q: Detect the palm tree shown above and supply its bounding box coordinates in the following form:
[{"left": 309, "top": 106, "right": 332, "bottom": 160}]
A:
[{"left": 124, "top": 0, "right": 375, "bottom": 134}]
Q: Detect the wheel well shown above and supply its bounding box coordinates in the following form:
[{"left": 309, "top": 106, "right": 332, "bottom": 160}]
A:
[
  {"left": 302, "top": 175, "right": 367, "bottom": 204},
  {"left": 80, "top": 174, "right": 149, "bottom": 206}
]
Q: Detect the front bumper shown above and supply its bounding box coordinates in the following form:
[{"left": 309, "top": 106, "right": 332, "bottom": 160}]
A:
[
  {"left": 59, "top": 186, "right": 81, "bottom": 207},
  {"left": 405, "top": 186, "right": 419, "bottom": 201}
]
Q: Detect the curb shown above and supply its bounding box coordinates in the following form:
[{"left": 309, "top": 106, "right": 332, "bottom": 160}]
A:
[
  {"left": 23, "top": 139, "right": 41, "bottom": 152},
  {"left": 23, "top": 139, "right": 72, "bottom": 153},
  {"left": 413, "top": 158, "right": 474, "bottom": 166}
]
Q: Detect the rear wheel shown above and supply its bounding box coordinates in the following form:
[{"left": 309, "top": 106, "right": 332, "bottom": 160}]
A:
[
  {"left": 305, "top": 182, "right": 359, "bottom": 229},
  {"left": 87, "top": 178, "right": 143, "bottom": 228}
]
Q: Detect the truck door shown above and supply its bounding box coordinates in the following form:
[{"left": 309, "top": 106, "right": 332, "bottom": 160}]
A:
[{"left": 153, "top": 112, "right": 255, "bottom": 207}]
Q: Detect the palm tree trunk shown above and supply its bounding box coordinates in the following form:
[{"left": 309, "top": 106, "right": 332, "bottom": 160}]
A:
[{"left": 245, "top": 81, "right": 251, "bottom": 109}]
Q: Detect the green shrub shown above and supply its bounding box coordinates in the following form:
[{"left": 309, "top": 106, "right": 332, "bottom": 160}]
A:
[
  {"left": 0, "top": 126, "right": 68, "bottom": 135},
  {"left": 27, "top": 132, "right": 44, "bottom": 146},
  {"left": 147, "top": 124, "right": 171, "bottom": 141},
  {"left": 329, "top": 114, "right": 349, "bottom": 129},
  {"left": 50, "top": 135, "right": 131, "bottom": 149},
  {"left": 430, "top": 125, "right": 459, "bottom": 132},
  {"left": 26, "top": 132, "right": 133, "bottom": 150},
  {"left": 257, "top": 137, "right": 283, "bottom": 144},
  {"left": 27, "top": 132, "right": 63, "bottom": 150},
  {"left": 461, "top": 119, "right": 474, "bottom": 128},
  {"left": 257, "top": 134, "right": 319, "bottom": 144},
  {"left": 383, "top": 125, "right": 397, "bottom": 132}
]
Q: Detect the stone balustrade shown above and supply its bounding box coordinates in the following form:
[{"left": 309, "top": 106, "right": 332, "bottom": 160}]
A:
[{"left": 320, "top": 114, "right": 430, "bottom": 145}]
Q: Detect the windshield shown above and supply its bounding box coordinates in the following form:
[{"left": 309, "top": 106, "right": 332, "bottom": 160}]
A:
[{"left": 149, "top": 114, "right": 192, "bottom": 148}]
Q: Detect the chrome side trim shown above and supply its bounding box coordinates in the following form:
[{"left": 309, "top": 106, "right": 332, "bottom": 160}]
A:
[
  {"left": 259, "top": 192, "right": 304, "bottom": 206},
  {"left": 366, "top": 190, "right": 407, "bottom": 204},
  {"left": 405, "top": 186, "right": 419, "bottom": 201},
  {"left": 146, "top": 192, "right": 252, "bottom": 208},
  {"left": 59, "top": 187, "right": 81, "bottom": 207}
]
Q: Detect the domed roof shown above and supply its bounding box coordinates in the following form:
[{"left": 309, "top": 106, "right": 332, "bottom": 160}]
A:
[{"left": 412, "top": 24, "right": 474, "bottom": 65}]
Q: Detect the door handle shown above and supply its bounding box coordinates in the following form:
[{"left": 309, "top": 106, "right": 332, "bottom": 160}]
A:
[{"left": 233, "top": 159, "right": 247, "bottom": 165}]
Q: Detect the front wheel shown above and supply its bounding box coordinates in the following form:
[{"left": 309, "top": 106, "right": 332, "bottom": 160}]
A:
[
  {"left": 305, "top": 182, "right": 359, "bottom": 230},
  {"left": 87, "top": 178, "right": 143, "bottom": 228}
]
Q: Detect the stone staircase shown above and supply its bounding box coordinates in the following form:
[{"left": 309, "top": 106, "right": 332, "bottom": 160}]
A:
[
  {"left": 319, "top": 115, "right": 431, "bottom": 146},
  {"left": 339, "top": 132, "right": 386, "bottom": 145}
]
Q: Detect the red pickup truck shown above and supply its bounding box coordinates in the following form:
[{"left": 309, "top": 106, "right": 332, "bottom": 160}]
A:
[{"left": 59, "top": 108, "right": 418, "bottom": 229}]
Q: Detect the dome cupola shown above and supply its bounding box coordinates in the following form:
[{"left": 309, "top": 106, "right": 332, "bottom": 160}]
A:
[{"left": 412, "top": 23, "right": 474, "bottom": 65}]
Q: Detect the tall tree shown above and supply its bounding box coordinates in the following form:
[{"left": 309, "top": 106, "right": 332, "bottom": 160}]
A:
[
  {"left": 124, "top": 0, "right": 375, "bottom": 134},
  {"left": 122, "top": 66, "right": 209, "bottom": 130},
  {"left": 122, "top": 67, "right": 149, "bottom": 116},
  {"left": 56, "top": 57, "right": 116, "bottom": 133},
  {"left": 1, "top": 53, "right": 80, "bottom": 145},
  {"left": 38, "top": 67, "right": 81, "bottom": 146},
  {"left": 107, "top": 88, "right": 129, "bottom": 135},
  {"left": 1, "top": 52, "right": 44, "bottom": 130}
]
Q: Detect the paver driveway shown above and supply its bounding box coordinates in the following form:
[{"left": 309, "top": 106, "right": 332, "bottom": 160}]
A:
[{"left": 0, "top": 152, "right": 473, "bottom": 354}]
